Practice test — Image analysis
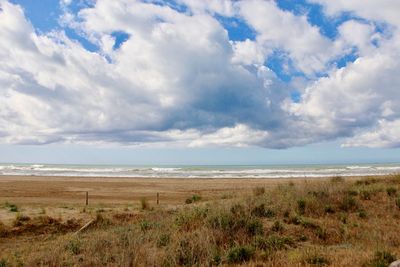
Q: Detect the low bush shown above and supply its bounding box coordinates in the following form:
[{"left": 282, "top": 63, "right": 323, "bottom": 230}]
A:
[
  {"left": 271, "top": 220, "right": 284, "bottom": 232},
  {"left": 324, "top": 205, "right": 335, "bottom": 214},
  {"left": 226, "top": 245, "right": 254, "bottom": 263},
  {"left": 363, "top": 250, "right": 396, "bottom": 267},
  {"left": 297, "top": 199, "right": 306, "bottom": 215},
  {"left": 253, "top": 187, "right": 265, "bottom": 196},
  {"left": 340, "top": 195, "right": 358, "bottom": 211},
  {"left": 246, "top": 218, "right": 264, "bottom": 236},
  {"left": 306, "top": 255, "right": 330, "bottom": 266},
  {"left": 358, "top": 209, "right": 368, "bottom": 219},
  {"left": 386, "top": 187, "right": 397, "bottom": 197},
  {"left": 157, "top": 233, "right": 170, "bottom": 247},
  {"left": 66, "top": 239, "right": 82, "bottom": 255},
  {"left": 140, "top": 197, "right": 150, "bottom": 210},
  {"left": 185, "top": 195, "right": 202, "bottom": 204},
  {"left": 5, "top": 202, "right": 18, "bottom": 212},
  {"left": 360, "top": 190, "right": 372, "bottom": 200},
  {"left": 255, "top": 235, "right": 295, "bottom": 251},
  {"left": 330, "top": 176, "right": 344, "bottom": 183},
  {"left": 13, "top": 214, "right": 31, "bottom": 227},
  {"left": 396, "top": 198, "right": 400, "bottom": 209}
]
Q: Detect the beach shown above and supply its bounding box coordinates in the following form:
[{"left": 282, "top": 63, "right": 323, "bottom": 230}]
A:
[
  {"left": 0, "top": 175, "right": 329, "bottom": 222},
  {"left": 0, "top": 174, "right": 380, "bottom": 226},
  {"left": 1, "top": 174, "right": 400, "bottom": 266}
]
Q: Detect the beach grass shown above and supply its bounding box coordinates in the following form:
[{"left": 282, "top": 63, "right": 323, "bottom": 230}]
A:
[{"left": 0, "top": 174, "right": 399, "bottom": 266}]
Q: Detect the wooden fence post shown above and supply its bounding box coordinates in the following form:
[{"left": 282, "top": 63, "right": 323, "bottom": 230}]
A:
[
  {"left": 157, "top": 192, "right": 159, "bottom": 205},
  {"left": 86, "top": 191, "right": 89, "bottom": 206}
]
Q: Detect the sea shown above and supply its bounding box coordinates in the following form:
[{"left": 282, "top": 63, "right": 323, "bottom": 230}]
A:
[{"left": 0, "top": 163, "right": 400, "bottom": 178}]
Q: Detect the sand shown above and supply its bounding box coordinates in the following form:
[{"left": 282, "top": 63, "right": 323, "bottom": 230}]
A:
[{"left": 0, "top": 175, "right": 357, "bottom": 224}]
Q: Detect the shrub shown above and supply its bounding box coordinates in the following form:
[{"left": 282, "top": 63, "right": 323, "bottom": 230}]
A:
[
  {"left": 211, "top": 250, "right": 222, "bottom": 266},
  {"left": 0, "top": 222, "right": 7, "bottom": 238},
  {"left": 301, "top": 219, "right": 320, "bottom": 230},
  {"left": 363, "top": 250, "right": 396, "bottom": 267},
  {"left": 185, "top": 195, "right": 202, "bottom": 204},
  {"left": 315, "top": 227, "right": 328, "bottom": 240},
  {"left": 5, "top": 202, "right": 18, "bottom": 212},
  {"left": 250, "top": 203, "right": 264, "bottom": 217},
  {"left": 360, "top": 190, "right": 372, "bottom": 200},
  {"left": 66, "top": 239, "right": 81, "bottom": 255},
  {"left": 356, "top": 178, "right": 378, "bottom": 186},
  {"left": 330, "top": 176, "right": 344, "bottom": 183},
  {"left": 13, "top": 214, "right": 31, "bottom": 227},
  {"left": 306, "top": 255, "right": 330, "bottom": 266},
  {"left": 192, "top": 195, "right": 202, "bottom": 202},
  {"left": 255, "top": 235, "right": 294, "bottom": 251},
  {"left": 246, "top": 218, "right": 264, "bottom": 236},
  {"left": 230, "top": 204, "right": 245, "bottom": 216},
  {"left": 157, "top": 233, "right": 170, "bottom": 247},
  {"left": 340, "top": 195, "right": 358, "bottom": 211},
  {"left": 324, "top": 205, "right": 335, "bottom": 214},
  {"left": 396, "top": 198, "right": 400, "bottom": 209},
  {"left": 92, "top": 213, "right": 111, "bottom": 227},
  {"left": 387, "top": 187, "right": 397, "bottom": 197},
  {"left": 226, "top": 245, "right": 254, "bottom": 263},
  {"left": 309, "top": 190, "right": 329, "bottom": 199},
  {"left": 297, "top": 199, "right": 306, "bottom": 215},
  {"left": 208, "top": 212, "right": 239, "bottom": 233},
  {"left": 139, "top": 220, "right": 152, "bottom": 232},
  {"left": 271, "top": 220, "right": 284, "bottom": 232},
  {"left": 358, "top": 209, "right": 367, "bottom": 219},
  {"left": 0, "top": 258, "right": 7, "bottom": 267},
  {"left": 176, "top": 207, "right": 208, "bottom": 230},
  {"left": 175, "top": 237, "right": 204, "bottom": 266},
  {"left": 251, "top": 204, "right": 275, "bottom": 218},
  {"left": 347, "top": 190, "right": 358, "bottom": 196},
  {"left": 289, "top": 215, "right": 303, "bottom": 225},
  {"left": 140, "top": 197, "right": 150, "bottom": 210},
  {"left": 253, "top": 187, "right": 265, "bottom": 196}
]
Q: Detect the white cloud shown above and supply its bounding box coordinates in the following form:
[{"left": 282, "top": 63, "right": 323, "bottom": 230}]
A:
[
  {"left": 238, "top": 0, "right": 340, "bottom": 75},
  {"left": 343, "top": 120, "right": 400, "bottom": 148},
  {"left": 308, "top": 0, "right": 400, "bottom": 27},
  {"left": 286, "top": 32, "right": 400, "bottom": 147},
  {"left": 1, "top": 0, "right": 400, "bottom": 149},
  {"left": 337, "top": 20, "right": 379, "bottom": 56},
  {"left": 0, "top": 0, "right": 280, "bottom": 146},
  {"left": 177, "top": 0, "right": 235, "bottom": 16},
  {"left": 231, "top": 39, "right": 269, "bottom": 66}
]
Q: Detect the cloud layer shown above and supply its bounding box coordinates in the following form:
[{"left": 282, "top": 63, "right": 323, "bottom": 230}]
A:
[{"left": 0, "top": 0, "right": 400, "bottom": 148}]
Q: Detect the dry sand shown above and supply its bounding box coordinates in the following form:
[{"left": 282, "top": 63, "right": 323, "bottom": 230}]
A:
[{"left": 0, "top": 175, "right": 355, "bottom": 224}]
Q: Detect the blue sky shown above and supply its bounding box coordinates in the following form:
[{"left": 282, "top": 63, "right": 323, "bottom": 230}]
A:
[{"left": 1, "top": 0, "right": 400, "bottom": 165}]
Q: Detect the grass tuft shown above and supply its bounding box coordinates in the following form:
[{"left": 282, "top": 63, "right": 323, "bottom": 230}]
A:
[
  {"left": 140, "top": 197, "right": 150, "bottom": 210},
  {"left": 363, "top": 250, "right": 397, "bottom": 267},
  {"left": 253, "top": 186, "right": 265, "bottom": 196},
  {"left": 226, "top": 245, "right": 254, "bottom": 263},
  {"left": 5, "top": 202, "right": 18, "bottom": 212}
]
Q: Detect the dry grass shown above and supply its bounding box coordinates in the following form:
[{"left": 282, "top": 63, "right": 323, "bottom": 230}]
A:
[{"left": 0, "top": 175, "right": 400, "bottom": 266}]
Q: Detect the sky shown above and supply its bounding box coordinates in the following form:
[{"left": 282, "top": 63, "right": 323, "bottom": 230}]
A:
[{"left": 0, "top": 0, "right": 400, "bottom": 165}]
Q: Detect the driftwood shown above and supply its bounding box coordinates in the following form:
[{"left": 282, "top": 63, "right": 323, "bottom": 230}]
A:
[{"left": 73, "top": 219, "right": 94, "bottom": 235}]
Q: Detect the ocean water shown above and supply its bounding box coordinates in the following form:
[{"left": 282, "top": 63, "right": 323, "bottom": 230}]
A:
[{"left": 0, "top": 163, "right": 399, "bottom": 178}]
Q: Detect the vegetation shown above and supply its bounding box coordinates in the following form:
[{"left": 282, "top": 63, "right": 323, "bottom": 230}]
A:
[{"left": 0, "top": 175, "right": 400, "bottom": 266}]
